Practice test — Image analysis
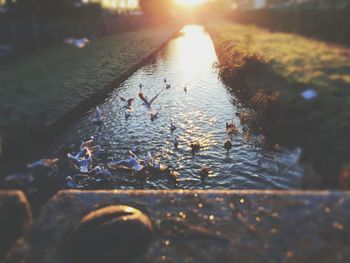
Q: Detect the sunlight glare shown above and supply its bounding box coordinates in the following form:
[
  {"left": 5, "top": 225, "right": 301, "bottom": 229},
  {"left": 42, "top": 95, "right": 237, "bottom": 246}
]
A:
[
  {"left": 175, "top": 0, "right": 206, "bottom": 8},
  {"left": 173, "top": 25, "right": 216, "bottom": 85}
]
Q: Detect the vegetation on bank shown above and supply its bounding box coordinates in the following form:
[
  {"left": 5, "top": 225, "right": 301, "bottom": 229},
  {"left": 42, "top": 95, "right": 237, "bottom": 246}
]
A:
[
  {"left": 230, "top": 3, "right": 350, "bottom": 46},
  {"left": 0, "top": 0, "right": 175, "bottom": 56},
  {"left": 207, "top": 20, "right": 350, "bottom": 188},
  {"left": 0, "top": 23, "right": 179, "bottom": 157}
]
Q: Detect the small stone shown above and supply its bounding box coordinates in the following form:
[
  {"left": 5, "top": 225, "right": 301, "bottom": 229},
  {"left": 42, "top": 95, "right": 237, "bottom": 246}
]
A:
[{"left": 69, "top": 205, "right": 153, "bottom": 263}]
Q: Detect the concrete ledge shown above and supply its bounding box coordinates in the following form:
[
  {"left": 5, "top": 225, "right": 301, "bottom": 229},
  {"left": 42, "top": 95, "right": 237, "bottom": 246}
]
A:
[
  {"left": 4, "top": 190, "right": 350, "bottom": 262},
  {"left": 0, "top": 191, "right": 32, "bottom": 261}
]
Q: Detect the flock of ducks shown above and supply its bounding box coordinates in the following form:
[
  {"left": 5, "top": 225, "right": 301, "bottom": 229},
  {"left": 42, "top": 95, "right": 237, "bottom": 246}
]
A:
[
  {"left": 94, "top": 78, "right": 239, "bottom": 156},
  {"left": 89, "top": 77, "right": 241, "bottom": 185},
  {"left": 5, "top": 78, "right": 241, "bottom": 189}
]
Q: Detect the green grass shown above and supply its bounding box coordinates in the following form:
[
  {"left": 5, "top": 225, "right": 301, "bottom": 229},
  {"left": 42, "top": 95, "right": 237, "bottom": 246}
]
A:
[
  {"left": 0, "top": 23, "right": 178, "bottom": 131},
  {"left": 208, "top": 20, "right": 350, "bottom": 188}
]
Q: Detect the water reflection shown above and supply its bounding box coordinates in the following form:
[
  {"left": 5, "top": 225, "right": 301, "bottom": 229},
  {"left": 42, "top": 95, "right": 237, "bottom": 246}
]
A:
[
  {"left": 173, "top": 26, "right": 217, "bottom": 83},
  {"left": 51, "top": 25, "right": 304, "bottom": 190}
]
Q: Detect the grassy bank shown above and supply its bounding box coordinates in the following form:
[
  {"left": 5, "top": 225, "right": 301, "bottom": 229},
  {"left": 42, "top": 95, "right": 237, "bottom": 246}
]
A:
[
  {"left": 230, "top": 7, "right": 350, "bottom": 46},
  {"left": 206, "top": 20, "right": 350, "bottom": 188},
  {"left": 0, "top": 23, "right": 180, "bottom": 160}
]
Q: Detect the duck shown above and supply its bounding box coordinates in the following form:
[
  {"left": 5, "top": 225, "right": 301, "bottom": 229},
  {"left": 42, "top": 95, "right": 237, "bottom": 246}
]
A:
[
  {"left": 94, "top": 106, "right": 102, "bottom": 124},
  {"left": 139, "top": 83, "right": 143, "bottom": 91},
  {"left": 139, "top": 90, "right": 162, "bottom": 112},
  {"left": 173, "top": 136, "right": 179, "bottom": 149},
  {"left": 150, "top": 111, "right": 158, "bottom": 121},
  {"left": 226, "top": 121, "right": 238, "bottom": 135},
  {"left": 168, "top": 170, "right": 179, "bottom": 184},
  {"left": 125, "top": 109, "right": 131, "bottom": 120},
  {"left": 164, "top": 78, "right": 171, "bottom": 89},
  {"left": 130, "top": 145, "right": 140, "bottom": 154},
  {"left": 139, "top": 91, "right": 163, "bottom": 121},
  {"left": 190, "top": 141, "right": 201, "bottom": 155},
  {"left": 64, "top": 38, "right": 89, "bottom": 48},
  {"left": 243, "top": 128, "right": 250, "bottom": 142},
  {"left": 273, "top": 143, "right": 281, "bottom": 152},
  {"left": 170, "top": 122, "right": 177, "bottom": 133},
  {"left": 199, "top": 166, "right": 209, "bottom": 181},
  {"left": 120, "top": 96, "right": 135, "bottom": 110},
  {"left": 224, "top": 139, "right": 233, "bottom": 151},
  {"left": 65, "top": 176, "right": 84, "bottom": 189},
  {"left": 184, "top": 86, "right": 187, "bottom": 93},
  {"left": 27, "top": 158, "right": 59, "bottom": 169}
]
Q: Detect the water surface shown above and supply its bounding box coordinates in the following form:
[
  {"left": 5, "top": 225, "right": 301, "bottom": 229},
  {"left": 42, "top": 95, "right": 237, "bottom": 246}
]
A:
[{"left": 51, "top": 25, "right": 304, "bottom": 189}]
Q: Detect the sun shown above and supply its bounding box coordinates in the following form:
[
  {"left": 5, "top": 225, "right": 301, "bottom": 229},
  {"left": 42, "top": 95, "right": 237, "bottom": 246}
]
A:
[{"left": 175, "top": 0, "right": 206, "bottom": 8}]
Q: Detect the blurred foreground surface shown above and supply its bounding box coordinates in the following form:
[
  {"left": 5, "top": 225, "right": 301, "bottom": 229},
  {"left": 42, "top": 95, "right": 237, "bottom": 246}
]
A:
[{"left": 3, "top": 190, "right": 350, "bottom": 263}]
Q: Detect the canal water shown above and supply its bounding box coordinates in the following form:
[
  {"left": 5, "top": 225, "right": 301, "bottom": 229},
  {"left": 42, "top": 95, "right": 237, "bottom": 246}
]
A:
[{"left": 50, "top": 25, "right": 304, "bottom": 189}]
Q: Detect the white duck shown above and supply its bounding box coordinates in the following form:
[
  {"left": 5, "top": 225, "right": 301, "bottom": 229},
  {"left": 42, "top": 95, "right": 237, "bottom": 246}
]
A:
[
  {"left": 138, "top": 90, "right": 163, "bottom": 120},
  {"left": 94, "top": 106, "right": 102, "bottom": 123}
]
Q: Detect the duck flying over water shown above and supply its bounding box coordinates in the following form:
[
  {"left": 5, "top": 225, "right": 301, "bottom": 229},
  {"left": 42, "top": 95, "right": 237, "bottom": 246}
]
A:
[
  {"left": 120, "top": 96, "right": 135, "bottom": 109},
  {"left": 139, "top": 90, "right": 163, "bottom": 119},
  {"left": 139, "top": 91, "right": 162, "bottom": 111}
]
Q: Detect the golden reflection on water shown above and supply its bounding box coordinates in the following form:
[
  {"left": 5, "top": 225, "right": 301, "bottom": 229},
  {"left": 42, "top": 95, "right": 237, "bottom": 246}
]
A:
[
  {"left": 173, "top": 25, "right": 217, "bottom": 84},
  {"left": 170, "top": 25, "right": 219, "bottom": 150}
]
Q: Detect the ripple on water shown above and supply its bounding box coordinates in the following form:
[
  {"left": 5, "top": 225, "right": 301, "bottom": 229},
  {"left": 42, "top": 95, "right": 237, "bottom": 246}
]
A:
[{"left": 50, "top": 25, "right": 304, "bottom": 190}]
